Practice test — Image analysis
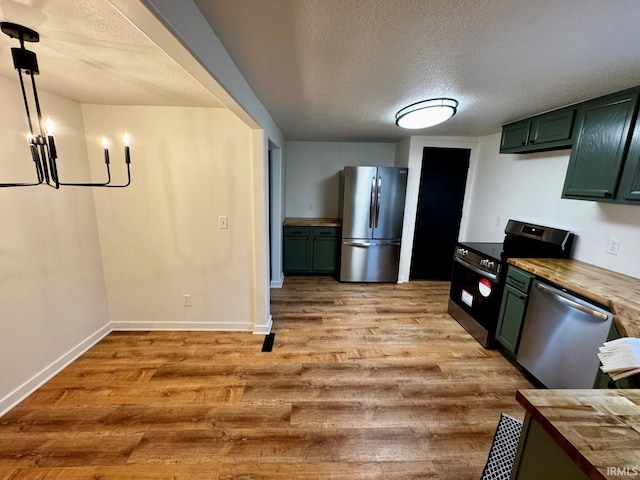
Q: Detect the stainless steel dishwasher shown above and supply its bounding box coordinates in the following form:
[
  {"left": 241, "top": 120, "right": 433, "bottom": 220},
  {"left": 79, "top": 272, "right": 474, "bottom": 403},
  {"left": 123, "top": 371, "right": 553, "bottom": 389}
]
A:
[{"left": 517, "top": 279, "right": 613, "bottom": 389}]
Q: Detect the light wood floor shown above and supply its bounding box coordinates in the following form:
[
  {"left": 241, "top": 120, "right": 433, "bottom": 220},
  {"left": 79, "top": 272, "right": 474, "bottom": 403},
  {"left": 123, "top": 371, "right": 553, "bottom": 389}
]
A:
[{"left": 0, "top": 277, "right": 533, "bottom": 479}]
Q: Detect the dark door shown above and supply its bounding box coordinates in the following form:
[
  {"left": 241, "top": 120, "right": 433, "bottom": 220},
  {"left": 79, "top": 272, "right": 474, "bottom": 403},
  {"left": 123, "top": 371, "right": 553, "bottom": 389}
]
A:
[{"left": 410, "top": 147, "right": 470, "bottom": 280}]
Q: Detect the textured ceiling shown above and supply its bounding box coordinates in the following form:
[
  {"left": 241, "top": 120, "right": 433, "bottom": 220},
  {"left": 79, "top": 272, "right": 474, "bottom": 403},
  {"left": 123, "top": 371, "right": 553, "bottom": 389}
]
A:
[
  {"left": 0, "top": 0, "right": 222, "bottom": 107},
  {"left": 194, "top": 0, "right": 640, "bottom": 141}
]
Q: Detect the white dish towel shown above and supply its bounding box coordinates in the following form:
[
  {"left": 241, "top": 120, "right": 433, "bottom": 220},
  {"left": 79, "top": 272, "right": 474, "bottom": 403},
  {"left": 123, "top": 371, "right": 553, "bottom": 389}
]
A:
[{"left": 598, "top": 337, "right": 640, "bottom": 381}]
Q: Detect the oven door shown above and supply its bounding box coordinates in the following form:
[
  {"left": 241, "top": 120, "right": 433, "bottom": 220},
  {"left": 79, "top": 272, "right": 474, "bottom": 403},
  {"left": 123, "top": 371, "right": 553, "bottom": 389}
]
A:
[{"left": 449, "top": 256, "right": 503, "bottom": 344}]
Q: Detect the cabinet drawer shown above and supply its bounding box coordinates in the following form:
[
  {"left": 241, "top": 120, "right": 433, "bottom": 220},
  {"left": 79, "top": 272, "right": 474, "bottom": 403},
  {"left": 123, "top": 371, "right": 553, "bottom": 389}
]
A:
[
  {"left": 506, "top": 266, "right": 534, "bottom": 292},
  {"left": 284, "top": 226, "right": 312, "bottom": 237},
  {"left": 313, "top": 227, "right": 338, "bottom": 237}
]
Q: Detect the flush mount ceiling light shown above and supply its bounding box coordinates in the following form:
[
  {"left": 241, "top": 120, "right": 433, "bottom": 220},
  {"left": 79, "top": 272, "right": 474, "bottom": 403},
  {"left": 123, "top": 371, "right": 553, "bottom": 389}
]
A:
[
  {"left": 395, "top": 98, "right": 458, "bottom": 129},
  {"left": 1, "top": 22, "right": 132, "bottom": 189}
]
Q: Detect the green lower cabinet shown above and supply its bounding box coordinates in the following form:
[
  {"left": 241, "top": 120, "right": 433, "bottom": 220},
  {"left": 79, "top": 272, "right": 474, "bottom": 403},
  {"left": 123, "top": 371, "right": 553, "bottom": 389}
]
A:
[
  {"left": 511, "top": 415, "right": 588, "bottom": 480},
  {"left": 283, "top": 225, "right": 340, "bottom": 275}
]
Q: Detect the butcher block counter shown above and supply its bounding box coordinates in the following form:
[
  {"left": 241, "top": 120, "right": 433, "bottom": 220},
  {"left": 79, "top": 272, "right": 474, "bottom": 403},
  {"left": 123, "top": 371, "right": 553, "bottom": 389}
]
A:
[
  {"left": 283, "top": 217, "right": 342, "bottom": 227},
  {"left": 513, "top": 389, "right": 640, "bottom": 480},
  {"left": 507, "top": 258, "right": 640, "bottom": 339}
]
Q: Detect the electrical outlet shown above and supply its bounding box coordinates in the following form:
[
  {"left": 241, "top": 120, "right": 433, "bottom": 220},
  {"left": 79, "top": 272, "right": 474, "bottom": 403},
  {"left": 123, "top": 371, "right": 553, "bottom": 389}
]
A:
[
  {"left": 607, "top": 238, "right": 621, "bottom": 256},
  {"left": 495, "top": 215, "right": 501, "bottom": 227},
  {"left": 183, "top": 294, "right": 192, "bottom": 307},
  {"left": 218, "top": 216, "right": 228, "bottom": 229}
]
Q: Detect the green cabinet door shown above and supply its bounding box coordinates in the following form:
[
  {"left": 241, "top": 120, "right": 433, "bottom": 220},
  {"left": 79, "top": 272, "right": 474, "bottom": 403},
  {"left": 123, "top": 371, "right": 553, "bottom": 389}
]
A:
[
  {"left": 562, "top": 90, "right": 639, "bottom": 200},
  {"left": 496, "top": 284, "right": 528, "bottom": 356},
  {"left": 618, "top": 126, "right": 640, "bottom": 202},
  {"left": 312, "top": 227, "right": 339, "bottom": 273},
  {"left": 501, "top": 121, "right": 531, "bottom": 151},
  {"left": 283, "top": 236, "right": 312, "bottom": 272},
  {"left": 529, "top": 108, "right": 575, "bottom": 147},
  {"left": 312, "top": 237, "right": 339, "bottom": 272},
  {"left": 283, "top": 227, "right": 312, "bottom": 273}
]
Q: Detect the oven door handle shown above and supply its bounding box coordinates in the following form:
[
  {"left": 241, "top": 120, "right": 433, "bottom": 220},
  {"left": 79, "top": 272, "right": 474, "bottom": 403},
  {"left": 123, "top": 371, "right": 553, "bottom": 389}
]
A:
[{"left": 453, "top": 256, "right": 498, "bottom": 282}]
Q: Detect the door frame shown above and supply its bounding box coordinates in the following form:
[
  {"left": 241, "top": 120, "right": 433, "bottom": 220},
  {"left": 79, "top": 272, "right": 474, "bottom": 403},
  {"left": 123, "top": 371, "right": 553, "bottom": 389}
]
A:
[{"left": 397, "top": 137, "right": 480, "bottom": 283}]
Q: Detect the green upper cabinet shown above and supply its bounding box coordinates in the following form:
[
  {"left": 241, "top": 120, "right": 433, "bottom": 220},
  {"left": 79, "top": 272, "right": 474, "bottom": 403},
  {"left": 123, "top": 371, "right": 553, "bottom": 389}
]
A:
[
  {"left": 562, "top": 89, "right": 639, "bottom": 201},
  {"left": 500, "top": 108, "right": 575, "bottom": 153}
]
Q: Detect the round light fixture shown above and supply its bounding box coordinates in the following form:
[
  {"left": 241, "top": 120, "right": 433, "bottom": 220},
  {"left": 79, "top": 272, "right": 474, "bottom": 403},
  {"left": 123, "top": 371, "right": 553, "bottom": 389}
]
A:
[{"left": 395, "top": 98, "right": 458, "bottom": 129}]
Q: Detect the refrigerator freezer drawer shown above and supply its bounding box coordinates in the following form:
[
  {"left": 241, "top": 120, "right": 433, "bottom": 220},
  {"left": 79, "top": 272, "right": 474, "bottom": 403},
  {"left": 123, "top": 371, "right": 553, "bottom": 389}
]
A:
[{"left": 340, "top": 240, "right": 401, "bottom": 282}]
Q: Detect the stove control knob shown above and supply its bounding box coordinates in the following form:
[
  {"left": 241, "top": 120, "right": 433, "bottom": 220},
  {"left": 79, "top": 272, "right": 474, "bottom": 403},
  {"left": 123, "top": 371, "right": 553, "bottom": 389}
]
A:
[{"left": 486, "top": 261, "right": 495, "bottom": 269}]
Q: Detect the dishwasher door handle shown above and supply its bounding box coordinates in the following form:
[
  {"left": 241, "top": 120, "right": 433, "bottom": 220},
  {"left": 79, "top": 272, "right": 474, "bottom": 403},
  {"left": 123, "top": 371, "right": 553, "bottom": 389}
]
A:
[{"left": 535, "top": 282, "right": 609, "bottom": 321}]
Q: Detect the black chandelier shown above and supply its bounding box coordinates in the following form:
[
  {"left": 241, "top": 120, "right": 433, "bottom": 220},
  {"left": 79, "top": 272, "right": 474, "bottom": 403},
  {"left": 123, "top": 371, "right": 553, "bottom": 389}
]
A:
[{"left": 1, "top": 22, "right": 131, "bottom": 189}]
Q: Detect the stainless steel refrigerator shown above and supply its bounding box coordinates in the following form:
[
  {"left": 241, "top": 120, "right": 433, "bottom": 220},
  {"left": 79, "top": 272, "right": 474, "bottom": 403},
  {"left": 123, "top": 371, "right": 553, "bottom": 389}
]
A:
[{"left": 340, "top": 166, "right": 408, "bottom": 282}]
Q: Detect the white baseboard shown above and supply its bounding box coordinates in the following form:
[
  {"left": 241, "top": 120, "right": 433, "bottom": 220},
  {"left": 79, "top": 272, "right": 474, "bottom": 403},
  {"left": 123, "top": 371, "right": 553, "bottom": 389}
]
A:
[
  {"left": 270, "top": 273, "right": 284, "bottom": 288},
  {"left": 111, "top": 321, "right": 253, "bottom": 332},
  {"left": 253, "top": 315, "right": 273, "bottom": 335},
  {"left": 0, "top": 323, "right": 112, "bottom": 418}
]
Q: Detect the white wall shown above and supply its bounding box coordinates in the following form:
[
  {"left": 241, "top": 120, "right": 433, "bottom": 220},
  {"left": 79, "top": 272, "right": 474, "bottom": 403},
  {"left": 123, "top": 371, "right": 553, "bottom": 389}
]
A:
[
  {"left": 131, "top": 0, "right": 287, "bottom": 304},
  {"left": 465, "top": 133, "right": 640, "bottom": 279},
  {"left": 0, "top": 75, "right": 110, "bottom": 415},
  {"left": 81, "top": 104, "right": 263, "bottom": 330},
  {"left": 285, "top": 141, "right": 396, "bottom": 217},
  {"left": 394, "top": 137, "right": 411, "bottom": 168}
]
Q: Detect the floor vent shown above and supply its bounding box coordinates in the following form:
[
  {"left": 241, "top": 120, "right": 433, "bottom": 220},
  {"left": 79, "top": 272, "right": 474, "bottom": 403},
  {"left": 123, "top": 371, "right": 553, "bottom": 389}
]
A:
[{"left": 261, "top": 332, "right": 275, "bottom": 352}]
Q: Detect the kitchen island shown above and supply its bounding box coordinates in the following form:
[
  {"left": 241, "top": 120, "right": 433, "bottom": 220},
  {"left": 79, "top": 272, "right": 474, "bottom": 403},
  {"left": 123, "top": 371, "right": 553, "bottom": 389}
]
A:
[{"left": 512, "top": 389, "right": 640, "bottom": 480}]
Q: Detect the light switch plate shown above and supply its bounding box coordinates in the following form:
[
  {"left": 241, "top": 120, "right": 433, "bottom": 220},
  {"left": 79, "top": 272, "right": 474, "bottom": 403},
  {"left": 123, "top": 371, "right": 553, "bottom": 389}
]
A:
[{"left": 219, "top": 216, "right": 228, "bottom": 229}]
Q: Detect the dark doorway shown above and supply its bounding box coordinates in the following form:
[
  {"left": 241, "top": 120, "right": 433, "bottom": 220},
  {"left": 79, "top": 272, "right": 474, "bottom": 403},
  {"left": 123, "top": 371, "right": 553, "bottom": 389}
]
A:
[{"left": 410, "top": 147, "right": 470, "bottom": 280}]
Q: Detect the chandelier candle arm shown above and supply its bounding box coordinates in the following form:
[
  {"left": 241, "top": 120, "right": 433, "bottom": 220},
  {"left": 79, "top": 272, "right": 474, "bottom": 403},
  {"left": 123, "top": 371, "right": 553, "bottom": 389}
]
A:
[
  {"left": 102, "top": 137, "right": 110, "bottom": 165},
  {"left": 45, "top": 118, "right": 57, "bottom": 160},
  {"left": 123, "top": 132, "right": 131, "bottom": 164}
]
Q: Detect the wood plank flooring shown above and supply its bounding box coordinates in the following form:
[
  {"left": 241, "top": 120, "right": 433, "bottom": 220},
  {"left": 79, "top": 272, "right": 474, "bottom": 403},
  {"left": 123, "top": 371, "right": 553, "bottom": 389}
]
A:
[{"left": 0, "top": 277, "right": 533, "bottom": 479}]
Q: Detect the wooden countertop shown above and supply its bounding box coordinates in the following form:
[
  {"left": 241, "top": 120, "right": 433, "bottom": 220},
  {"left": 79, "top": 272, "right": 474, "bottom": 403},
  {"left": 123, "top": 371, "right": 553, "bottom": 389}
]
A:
[
  {"left": 516, "top": 389, "right": 640, "bottom": 480},
  {"left": 507, "top": 258, "right": 640, "bottom": 339},
  {"left": 283, "top": 217, "right": 342, "bottom": 227}
]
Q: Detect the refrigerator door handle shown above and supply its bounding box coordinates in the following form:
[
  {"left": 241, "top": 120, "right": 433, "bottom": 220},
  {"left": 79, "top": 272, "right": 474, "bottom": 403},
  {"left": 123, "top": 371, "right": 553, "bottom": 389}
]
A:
[
  {"left": 375, "top": 176, "right": 382, "bottom": 228},
  {"left": 344, "top": 240, "right": 401, "bottom": 247},
  {"left": 369, "top": 176, "right": 376, "bottom": 228}
]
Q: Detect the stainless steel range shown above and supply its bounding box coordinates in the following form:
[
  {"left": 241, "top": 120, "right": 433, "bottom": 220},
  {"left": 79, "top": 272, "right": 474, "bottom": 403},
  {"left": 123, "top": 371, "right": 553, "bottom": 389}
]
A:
[{"left": 447, "top": 220, "right": 575, "bottom": 348}]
